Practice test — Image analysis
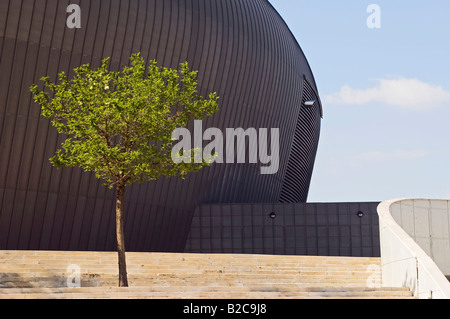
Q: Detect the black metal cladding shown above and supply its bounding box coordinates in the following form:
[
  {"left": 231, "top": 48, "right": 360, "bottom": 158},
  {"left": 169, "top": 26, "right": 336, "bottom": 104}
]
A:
[
  {"left": 279, "top": 78, "right": 321, "bottom": 203},
  {"left": 0, "top": 0, "right": 322, "bottom": 252}
]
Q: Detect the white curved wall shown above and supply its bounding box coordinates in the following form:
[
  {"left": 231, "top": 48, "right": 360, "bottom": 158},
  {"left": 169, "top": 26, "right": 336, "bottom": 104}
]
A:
[
  {"left": 390, "top": 199, "right": 450, "bottom": 276},
  {"left": 377, "top": 198, "right": 450, "bottom": 299}
]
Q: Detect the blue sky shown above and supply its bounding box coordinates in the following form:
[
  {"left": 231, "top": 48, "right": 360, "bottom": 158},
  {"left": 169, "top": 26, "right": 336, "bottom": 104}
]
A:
[{"left": 268, "top": 1, "right": 450, "bottom": 203}]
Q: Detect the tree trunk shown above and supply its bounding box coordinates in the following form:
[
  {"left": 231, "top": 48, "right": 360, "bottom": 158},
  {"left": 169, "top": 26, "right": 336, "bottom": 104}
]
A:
[{"left": 115, "top": 183, "right": 128, "bottom": 287}]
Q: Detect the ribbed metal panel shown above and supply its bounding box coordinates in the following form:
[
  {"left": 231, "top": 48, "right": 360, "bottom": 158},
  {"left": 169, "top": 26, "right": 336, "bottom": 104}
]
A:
[
  {"left": 279, "top": 77, "right": 321, "bottom": 203},
  {"left": 0, "top": 0, "right": 321, "bottom": 252}
]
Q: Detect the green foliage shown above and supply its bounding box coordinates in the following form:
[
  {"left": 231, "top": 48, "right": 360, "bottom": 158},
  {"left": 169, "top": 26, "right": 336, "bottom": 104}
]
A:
[{"left": 30, "top": 53, "right": 219, "bottom": 188}]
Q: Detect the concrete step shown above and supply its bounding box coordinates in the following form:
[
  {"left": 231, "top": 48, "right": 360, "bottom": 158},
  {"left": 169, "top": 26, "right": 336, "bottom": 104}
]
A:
[
  {"left": 0, "top": 286, "right": 413, "bottom": 299},
  {"left": 0, "top": 286, "right": 409, "bottom": 294},
  {"left": 0, "top": 251, "right": 380, "bottom": 263},
  {"left": 0, "top": 270, "right": 380, "bottom": 277},
  {"left": 0, "top": 250, "right": 413, "bottom": 299},
  {"left": 0, "top": 277, "right": 381, "bottom": 286}
]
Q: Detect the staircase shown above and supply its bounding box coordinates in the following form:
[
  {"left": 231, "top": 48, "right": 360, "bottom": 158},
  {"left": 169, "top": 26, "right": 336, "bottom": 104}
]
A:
[{"left": 0, "top": 250, "right": 414, "bottom": 299}]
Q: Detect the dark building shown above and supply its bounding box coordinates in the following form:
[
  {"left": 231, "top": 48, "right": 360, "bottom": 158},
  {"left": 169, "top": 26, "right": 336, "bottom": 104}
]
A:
[
  {"left": 0, "top": 0, "right": 325, "bottom": 253},
  {"left": 185, "top": 202, "right": 381, "bottom": 257}
]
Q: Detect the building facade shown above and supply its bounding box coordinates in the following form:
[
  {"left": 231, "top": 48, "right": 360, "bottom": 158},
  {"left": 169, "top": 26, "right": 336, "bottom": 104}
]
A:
[{"left": 0, "top": 0, "right": 323, "bottom": 252}]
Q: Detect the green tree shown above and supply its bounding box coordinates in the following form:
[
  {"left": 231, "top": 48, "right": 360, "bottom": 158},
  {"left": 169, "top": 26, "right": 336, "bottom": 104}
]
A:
[{"left": 30, "top": 53, "right": 219, "bottom": 287}]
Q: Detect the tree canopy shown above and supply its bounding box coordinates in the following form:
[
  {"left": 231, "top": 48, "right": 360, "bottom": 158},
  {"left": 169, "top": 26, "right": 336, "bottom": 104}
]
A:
[
  {"left": 30, "top": 53, "right": 219, "bottom": 286},
  {"left": 30, "top": 53, "right": 219, "bottom": 189}
]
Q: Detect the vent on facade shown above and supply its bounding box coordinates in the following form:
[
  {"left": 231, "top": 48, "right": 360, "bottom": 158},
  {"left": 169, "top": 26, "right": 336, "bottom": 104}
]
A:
[
  {"left": 279, "top": 78, "right": 322, "bottom": 203},
  {"left": 304, "top": 100, "right": 315, "bottom": 107}
]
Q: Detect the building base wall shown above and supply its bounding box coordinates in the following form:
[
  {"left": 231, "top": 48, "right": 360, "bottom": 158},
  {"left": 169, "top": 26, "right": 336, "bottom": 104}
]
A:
[{"left": 184, "top": 202, "right": 381, "bottom": 257}]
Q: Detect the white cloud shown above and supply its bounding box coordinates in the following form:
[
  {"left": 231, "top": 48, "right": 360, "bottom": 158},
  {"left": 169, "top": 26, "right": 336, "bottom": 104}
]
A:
[
  {"left": 324, "top": 77, "right": 450, "bottom": 110},
  {"left": 355, "top": 149, "right": 429, "bottom": 162}
]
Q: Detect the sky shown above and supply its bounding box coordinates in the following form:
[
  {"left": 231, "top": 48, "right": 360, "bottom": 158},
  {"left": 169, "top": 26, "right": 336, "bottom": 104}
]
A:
[{"left": 268, "top": 0, "right": 450, "bottom": 203}]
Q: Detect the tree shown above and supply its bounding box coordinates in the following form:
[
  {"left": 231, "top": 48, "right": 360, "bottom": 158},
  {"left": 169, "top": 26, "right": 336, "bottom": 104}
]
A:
[{"left": 30, "top": 53, "right": 219, "bottom": 287}]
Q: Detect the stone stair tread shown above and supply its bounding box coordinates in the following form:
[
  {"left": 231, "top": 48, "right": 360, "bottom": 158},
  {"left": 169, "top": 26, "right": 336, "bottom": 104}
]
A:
[{"left": 0, "top": 250, "right": 415, "bottom": 299}]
